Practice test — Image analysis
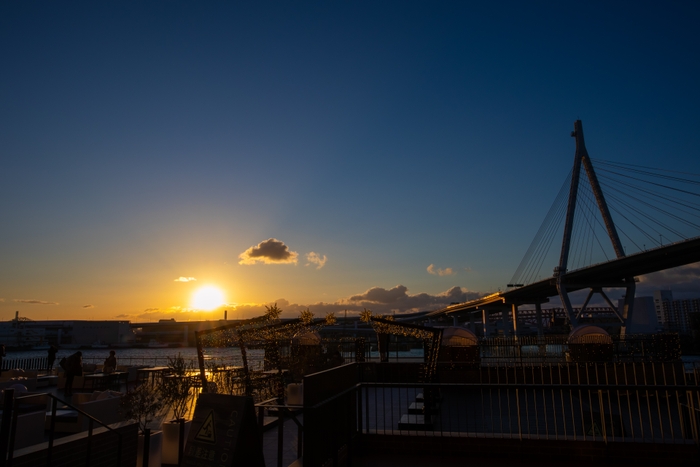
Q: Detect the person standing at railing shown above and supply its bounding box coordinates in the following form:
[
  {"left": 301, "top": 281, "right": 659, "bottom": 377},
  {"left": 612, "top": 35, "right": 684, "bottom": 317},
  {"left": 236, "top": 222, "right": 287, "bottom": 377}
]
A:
[
  {"left": 62, "top": 351, "right": 83, "bottom": 396},
  {"left": 103, "top": 350, "right": 117, "bottom": 373},
  {"left": 47, "top": 345, "right": 57, "bottom": 375}
]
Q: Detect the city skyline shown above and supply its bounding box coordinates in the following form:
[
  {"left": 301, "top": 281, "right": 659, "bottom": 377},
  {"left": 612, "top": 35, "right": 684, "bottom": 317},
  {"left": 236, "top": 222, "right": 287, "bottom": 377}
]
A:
[{"left": 2, "top": 2, "right": 700, "bottom": 321}]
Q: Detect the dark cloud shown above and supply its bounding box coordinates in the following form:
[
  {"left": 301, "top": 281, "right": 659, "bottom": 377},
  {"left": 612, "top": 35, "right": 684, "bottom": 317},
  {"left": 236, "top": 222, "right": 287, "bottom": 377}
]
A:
[
  {"left": 14, "top": 299, "right": 58, "bottom": 305},
  {"left": 349, "top": 285, "right": 409, "bottom": 303},
  {"left": 637, "top": 262, "right": 700, "bottom": 298},
  {"left": 278, "top": 285, "right": 484, "bottom": 316},
  {"left": 346, "top": 285, "right": 481, "bottom": 312},
  {"left": 239, "top": 238, "right": 298, "bottom": 265},
  {"left": 243, "top": 286, "right": 486, "bottom": 317},
  {"left": 82, "top": 304, "right": 94, "bottom": 308},
  {"left": 120, "top": 286, "right": 486, "bottom": 322}
]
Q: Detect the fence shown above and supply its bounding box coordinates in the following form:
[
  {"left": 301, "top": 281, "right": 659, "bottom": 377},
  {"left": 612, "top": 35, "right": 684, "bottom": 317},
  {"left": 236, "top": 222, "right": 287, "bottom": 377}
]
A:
[
  {"left": 478, "top": 333, "right": 681, "bottom": 364},
  {"left": 289, "top": 362, "right": 700, "bottom": 467},
  {"left": 356, "top": 381, "right": 700, "bottom": 443},
  {"left": 1, "top": 358, "right": 49, "bottom": 372},
  {"left": 0, "top": 389, "right": 137, "bottom": 467}
]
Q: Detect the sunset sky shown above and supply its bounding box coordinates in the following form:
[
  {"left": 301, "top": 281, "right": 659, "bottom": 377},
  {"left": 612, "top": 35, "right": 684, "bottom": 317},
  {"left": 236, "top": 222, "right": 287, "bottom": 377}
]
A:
[{"left": 2, "top": 1, "right": 700, "bottom": 322}]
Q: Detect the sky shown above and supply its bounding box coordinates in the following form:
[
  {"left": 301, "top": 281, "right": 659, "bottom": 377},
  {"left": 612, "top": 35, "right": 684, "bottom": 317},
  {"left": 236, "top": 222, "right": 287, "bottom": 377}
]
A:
[{"left": 2, "top": 1, "right": 700, "bottom": 322}]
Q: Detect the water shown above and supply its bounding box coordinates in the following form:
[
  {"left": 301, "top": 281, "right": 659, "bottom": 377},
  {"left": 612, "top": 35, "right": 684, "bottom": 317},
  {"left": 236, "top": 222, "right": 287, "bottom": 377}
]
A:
[{"left": 3, "top": 347, "right": 267, "bottom": 370}]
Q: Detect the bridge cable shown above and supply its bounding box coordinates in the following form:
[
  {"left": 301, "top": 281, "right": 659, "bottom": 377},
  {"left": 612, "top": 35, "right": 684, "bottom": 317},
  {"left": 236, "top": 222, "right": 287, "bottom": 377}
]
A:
[
  {"left": 597, "top": 173, "right": 700, "bottom": 215},
  {"left": 593, "top": 159, "right": 700, "bottom": 183},
  {"left": 602, "top": 185, "right": 700, "bottom": 236},
  {"left": 509, "top": 171, "right": 571, "bottom": 286}
]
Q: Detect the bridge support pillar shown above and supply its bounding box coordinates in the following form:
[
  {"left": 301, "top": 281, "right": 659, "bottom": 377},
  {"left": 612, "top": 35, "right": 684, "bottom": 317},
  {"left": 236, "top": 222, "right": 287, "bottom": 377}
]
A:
[
  {"left": 619, "top": 277, "right": 636, "bottom": 336},
  {"left": 511, "top": 304, "right": 519, "bottom": 337},
  {"left": 535, "top": 302, "right": 544, "bottom": 336},
  {"left": 556, "top": 278, "right": 577, "bottom": 328},
  {"left": 481, "top": 309, "right": 488, "bottom": 337}
]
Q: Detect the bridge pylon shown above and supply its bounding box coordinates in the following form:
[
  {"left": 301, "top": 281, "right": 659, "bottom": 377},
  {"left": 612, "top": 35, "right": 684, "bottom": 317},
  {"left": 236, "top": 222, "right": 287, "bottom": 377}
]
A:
[{"left": 555, "top": 120, "right": 635, "bottom": 331}]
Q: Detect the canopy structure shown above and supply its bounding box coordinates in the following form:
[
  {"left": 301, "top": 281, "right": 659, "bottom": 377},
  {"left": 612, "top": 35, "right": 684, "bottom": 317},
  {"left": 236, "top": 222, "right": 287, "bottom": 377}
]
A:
[
  {"left": 567, "top": 325, "right": 612, "bottom": 344},
  {"left": 292, "top": 331, "right": 322, "bottom": 345},
  {"left": 440, "top": 327, "right": 478, "bottom": 347}
]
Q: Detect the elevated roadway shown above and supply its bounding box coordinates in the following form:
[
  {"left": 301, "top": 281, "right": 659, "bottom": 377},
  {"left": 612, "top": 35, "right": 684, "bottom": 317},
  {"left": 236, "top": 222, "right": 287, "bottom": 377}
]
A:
[{"left": 427, "top": 235, "right": 700, "bottom": 318}]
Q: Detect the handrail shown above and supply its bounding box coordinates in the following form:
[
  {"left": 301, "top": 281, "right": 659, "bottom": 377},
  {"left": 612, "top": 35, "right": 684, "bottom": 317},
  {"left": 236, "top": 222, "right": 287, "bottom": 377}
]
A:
[
  {"left": 3, "top": 391, "right": 123, "bottom": 467},
  {"left": 254, "top": 397, "right": 304, "bottom": 467}
]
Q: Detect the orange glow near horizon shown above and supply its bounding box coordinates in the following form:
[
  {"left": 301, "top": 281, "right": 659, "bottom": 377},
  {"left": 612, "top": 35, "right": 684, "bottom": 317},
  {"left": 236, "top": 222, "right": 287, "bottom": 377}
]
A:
[{"left": 191, "top": 286, "right": 226, "bottom": 311}]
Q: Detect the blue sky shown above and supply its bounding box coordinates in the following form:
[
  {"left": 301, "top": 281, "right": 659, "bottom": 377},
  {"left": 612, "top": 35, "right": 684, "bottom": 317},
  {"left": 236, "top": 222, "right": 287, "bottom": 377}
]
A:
[{"left": 2, "top": 1, "right": 699, "bottom": 321}]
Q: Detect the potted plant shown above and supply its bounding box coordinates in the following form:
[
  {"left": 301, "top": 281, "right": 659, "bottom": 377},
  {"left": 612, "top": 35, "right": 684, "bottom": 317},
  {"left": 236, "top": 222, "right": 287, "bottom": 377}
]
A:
[
  {"left": 159, "top": 354, "right": 196, "bottom": 466},
  {"left": 120, "top": 382, "right": 164, "bottom": 467}
]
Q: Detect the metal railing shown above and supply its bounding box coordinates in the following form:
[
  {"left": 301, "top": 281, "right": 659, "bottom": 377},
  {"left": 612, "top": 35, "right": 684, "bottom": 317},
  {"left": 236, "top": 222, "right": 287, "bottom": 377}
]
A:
[
  {"left": 356, "top": 381, "right": 700, "bottom": 444},
  {"left": 255, "top": 398, "right": 304, "bottom": 467},
  {"left": 1, "top": 358, "right": 49, "bottom": 372},
  {"left": 292, "top": 361, "right": 700, "bottom": 466},
  {"left": 0, "top": 389, "right": 124, "bottom": 467}
]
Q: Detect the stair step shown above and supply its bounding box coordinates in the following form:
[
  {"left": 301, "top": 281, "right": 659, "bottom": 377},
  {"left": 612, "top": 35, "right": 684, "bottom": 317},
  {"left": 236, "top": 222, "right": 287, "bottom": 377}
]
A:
[
  {"left": 415, "top": 392, "right": 442, "bottom": 403},
  {"left": 408, "top": 402, "right": 423, "bottom": 414},
  {"left": 398, "top": 414, "right": 433, "bottom": 430}
]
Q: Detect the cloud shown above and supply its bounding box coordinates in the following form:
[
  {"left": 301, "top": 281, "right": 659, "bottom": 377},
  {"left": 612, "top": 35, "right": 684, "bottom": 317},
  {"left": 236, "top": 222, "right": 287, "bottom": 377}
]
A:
[
  {"left": 82, "top": 304, "right": 94, "bottom": 309},
  {"left": 637, "top": 262, "right": 700, "bottom": 298},
  {"left": 14, "top": 299, "right": 59, "bottom": 305},
  {"left": 174, "top": 277, "right": 197, "bottom": 282},
  {"left": 118, "top": 285, "right": 486, "bottom": 322},
  {"left": 427, "top": 264, "right": 456, "bottom": 276},
  {"left": 239, "top": 238, "right": 298, "bottom": 265},
  {"left": 305, "top": 252, "right": 327, "bottom": 269},
  {"left": 345, "top": 285, "right": 482, "bottom": 312}
]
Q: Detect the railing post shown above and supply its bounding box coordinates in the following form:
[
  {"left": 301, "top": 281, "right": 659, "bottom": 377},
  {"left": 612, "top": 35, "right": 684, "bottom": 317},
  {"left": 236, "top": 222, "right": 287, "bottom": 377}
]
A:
[
  {"left": 143, "top": 428, "right": 151, "bottom": 467},
  {"left": 178, "top": 418, "right": 185, "bottom": 467},
  {"left": 598, "top": 390, "right": 607, "bottom": 444},
  {"left": 297, "top": 411, "right": 303, "bottom": 460},
  {"left": 0, "top": 388, "right": 15, "bottom": 467},
  {"left": 357, "top": 384, "right": 363, "bottom": 435},
  {"left": 516, "top": 388, "right": 522, "bottom": 441},
  {"left": 85, "top": 418, "right": 94, "bottom": 466},
  {"left": 277, "top": 405, "right": 284, "bottom": 467},
  {"left": 7, "top": 396, "right": 19, "bottom": 464},
  {"left": 116, "top": 434, "right": 122, "bottom": 467},
  {"left": 687, "top": 390, "right": 698, "bottom": 445},
  {"left": 47, "top": 397, "right": 57, "bottom": 467}
]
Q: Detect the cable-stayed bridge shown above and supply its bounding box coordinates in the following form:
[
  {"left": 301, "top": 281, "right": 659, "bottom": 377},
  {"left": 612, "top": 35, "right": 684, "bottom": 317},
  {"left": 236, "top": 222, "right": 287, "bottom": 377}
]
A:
[{"left": 427, "top": 120, "right": 700, "bottom": 332}]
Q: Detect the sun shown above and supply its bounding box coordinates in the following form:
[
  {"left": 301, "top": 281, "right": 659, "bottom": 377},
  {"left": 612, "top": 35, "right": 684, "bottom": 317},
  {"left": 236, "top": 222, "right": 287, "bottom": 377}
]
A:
[{"left": 191, "top": 286, "right": 225, "bottom": 311}]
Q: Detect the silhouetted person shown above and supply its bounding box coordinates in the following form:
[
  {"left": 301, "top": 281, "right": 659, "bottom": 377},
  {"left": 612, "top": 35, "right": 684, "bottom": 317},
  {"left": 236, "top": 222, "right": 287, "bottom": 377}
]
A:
[
  {"left": 330, "top": 350, "right": 344, "bottom": 367},
  {"left": 0, "top": 344, "right": 5, "bottom": 376},
  {"left": 64, "top": 351, "right": 83, "bottom": 396},
  {"left": 47, "top": 345, "right": 57, "bottom": 374},
  {"left": 103, "top": 350, "right": 117, "bottom": 373}
]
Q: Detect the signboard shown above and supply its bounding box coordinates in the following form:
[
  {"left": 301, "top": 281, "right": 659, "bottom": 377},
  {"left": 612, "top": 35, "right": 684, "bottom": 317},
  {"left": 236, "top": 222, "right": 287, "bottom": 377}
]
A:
[{"left": 181, "top": 394, "right": 265, "bottom": 467}]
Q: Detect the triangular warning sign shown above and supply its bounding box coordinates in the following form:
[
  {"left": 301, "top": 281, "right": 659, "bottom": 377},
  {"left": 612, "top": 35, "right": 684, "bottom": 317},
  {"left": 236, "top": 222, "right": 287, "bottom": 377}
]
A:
[
  {"left": 195, "top": 411, "right": 216, "bottom": 444},
  {"left": 587, "top": 421, "right": 602, "bottom": 436}
]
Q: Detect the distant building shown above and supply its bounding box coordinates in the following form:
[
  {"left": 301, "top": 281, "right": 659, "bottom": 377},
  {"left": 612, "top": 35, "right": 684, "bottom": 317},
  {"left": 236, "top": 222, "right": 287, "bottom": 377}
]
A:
[
  {"left": 653, "top": 290, "right": 700, "bottom": 333},
  {"left": 0, "top": 313, "right": 135, "bottom": 349},
  {"left": 617, "top": 296, "right": 660, "bottom": 334}
]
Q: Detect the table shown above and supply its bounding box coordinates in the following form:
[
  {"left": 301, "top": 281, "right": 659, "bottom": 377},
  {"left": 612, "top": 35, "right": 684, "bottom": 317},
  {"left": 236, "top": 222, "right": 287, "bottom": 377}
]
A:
[
  {"left": 136, "top": 366, "right": 169, "bottom": 386},
  {"left": 83, "top": 371, "right": 128, "bottom": 391}
]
